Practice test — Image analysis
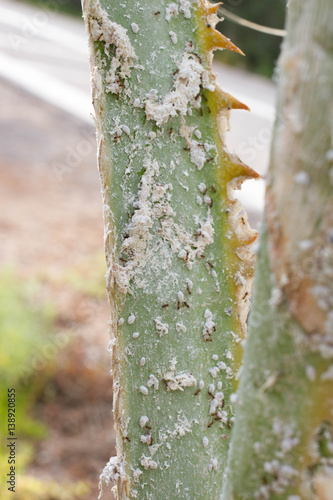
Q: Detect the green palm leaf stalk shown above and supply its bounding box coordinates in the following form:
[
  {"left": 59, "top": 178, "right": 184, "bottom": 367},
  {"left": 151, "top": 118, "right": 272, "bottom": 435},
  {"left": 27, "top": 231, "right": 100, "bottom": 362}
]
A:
[
  {"left": 82, "top": 0, "right": 258, "bottom": 498},
  {"left": 222, "top": 0, "right": 333, "bottom": 498}
]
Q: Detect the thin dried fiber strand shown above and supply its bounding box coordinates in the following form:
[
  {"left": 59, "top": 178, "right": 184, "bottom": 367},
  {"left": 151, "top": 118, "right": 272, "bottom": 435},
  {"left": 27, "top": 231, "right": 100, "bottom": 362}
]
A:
[{"left": 218, "top": 6, "right": 286, "bottom": 37}]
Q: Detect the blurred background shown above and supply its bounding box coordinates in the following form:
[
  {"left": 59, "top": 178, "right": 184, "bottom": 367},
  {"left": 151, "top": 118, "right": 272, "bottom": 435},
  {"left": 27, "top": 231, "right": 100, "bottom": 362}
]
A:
[{"left": 0, "top": 0, "right": 285, "bottom": 498}]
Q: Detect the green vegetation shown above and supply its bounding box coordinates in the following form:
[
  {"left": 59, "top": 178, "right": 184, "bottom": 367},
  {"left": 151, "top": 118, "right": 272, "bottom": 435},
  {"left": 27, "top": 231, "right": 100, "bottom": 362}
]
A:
[
  {"left": 21, "top": 0, "right": 82, "bottom": 18},
  {"left": 0, "top": 269, "right": 55, "bottom": 442},
  {"left": 0, "top": 269, "right": 89, "bottom": 499},
  {"left": 0, "top": 476, "right": 90, "bottom": 500},
  {"left": 0, "top": 269, "right": 52, "bottom": 492},
  {"left": 216, "top": 0, "right": 286, "bottom": 77}
]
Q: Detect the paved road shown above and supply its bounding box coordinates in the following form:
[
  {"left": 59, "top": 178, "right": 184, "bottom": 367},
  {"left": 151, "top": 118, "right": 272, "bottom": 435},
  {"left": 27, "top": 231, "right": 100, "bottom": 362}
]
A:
[{"left": 0, "top": 0, "right": 278, "bottom": 219}]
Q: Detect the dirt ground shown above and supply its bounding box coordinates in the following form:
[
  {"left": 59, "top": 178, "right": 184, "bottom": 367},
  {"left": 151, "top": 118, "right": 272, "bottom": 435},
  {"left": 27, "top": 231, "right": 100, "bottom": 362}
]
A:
[{"left": 0, "top": 77, "right": 115, "bottom": 499}]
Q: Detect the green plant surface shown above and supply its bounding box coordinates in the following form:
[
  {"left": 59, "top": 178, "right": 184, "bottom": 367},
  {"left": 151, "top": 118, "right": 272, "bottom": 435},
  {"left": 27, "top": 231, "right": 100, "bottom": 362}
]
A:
[
  {"left": 222, "top": 225, "right": 333, "bottom": 499},
  {"left": 222, "top": 0, "right": 333, "bottom": 497},
  {"left": 83, "top": 1, "right": 259, "bottom": 498}
]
